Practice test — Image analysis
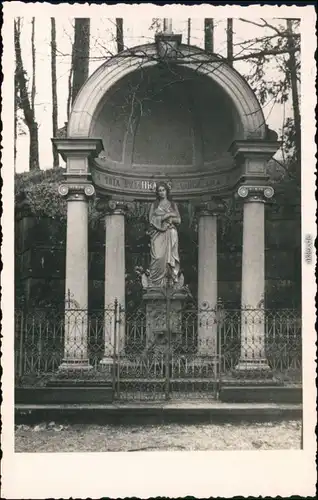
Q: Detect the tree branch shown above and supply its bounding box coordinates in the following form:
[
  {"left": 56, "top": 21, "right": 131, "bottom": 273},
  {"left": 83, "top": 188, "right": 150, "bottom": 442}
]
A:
[
  {"left": 260, "top": 18, "right": 286, "bottom": 36},
  {"left": 233, "top": 46, "right": 299, "bottom": 62}
]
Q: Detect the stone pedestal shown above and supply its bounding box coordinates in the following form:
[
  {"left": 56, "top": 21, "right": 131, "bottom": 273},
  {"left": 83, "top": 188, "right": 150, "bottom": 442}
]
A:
[{"left": 143, "top": 287, "right": 188, "bottom": 353}]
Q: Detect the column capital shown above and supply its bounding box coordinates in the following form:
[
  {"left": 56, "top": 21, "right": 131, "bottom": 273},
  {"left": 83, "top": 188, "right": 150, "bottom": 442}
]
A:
[
  {"left": 195, "top": 200, "right": 226, "bottom": 217},
  {"left": 108, "top": 199, "right": 130, "bottom": 215},
  {"left": 97, "top": 199, "right": 134, "bottom": 215},
  {"left": 237, "top": 185, "right": 274, "bottom": 203},
  {"left": 58, "top": 183, "right": 95, "bottom": 201}
]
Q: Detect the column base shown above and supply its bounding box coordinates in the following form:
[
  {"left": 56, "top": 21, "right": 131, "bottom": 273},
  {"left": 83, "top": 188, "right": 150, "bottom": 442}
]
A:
[
  {"left": 58, "top": 359, "right": 93, "bottom": 371},
  {"left": 172, "top": 355, "right": 218, "bottom": 378},
  {"left": 99, "top": 356, "right": 115, "bottom": 367},
  {"left": 195, "top": 352, "right": 218, "bottom": 363},
  {"left": 197, "top": 340, "right": 217, "bottom": 358},
  {"left": 233, "top": 358, "right": 273, "bottom": 378},
  {"left": 100, "top": 355, "right": 134, "bottom": 365},
  {"left": 235, "top": 358, "right": 271, "bottom": 370}
]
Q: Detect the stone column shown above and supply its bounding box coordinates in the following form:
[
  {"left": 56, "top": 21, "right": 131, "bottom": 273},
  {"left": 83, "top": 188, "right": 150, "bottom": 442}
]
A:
[
  {"left": 228, "top": 140, "right": 279, "bottom": 374},
  {"left": 196, "top": 202, "right": 222, "bottom": 356},
  {"left": 52, "top": 138, "right": 103, "bottom": 371},
  {"left": 58, "top": 183, "right": 95, "bottom": 370},
  {"left": 100, "top": 200, "right": 127, "bottom": 365},
  {"left": 236, "top": 185, "right": 274, "bottom": 372}
]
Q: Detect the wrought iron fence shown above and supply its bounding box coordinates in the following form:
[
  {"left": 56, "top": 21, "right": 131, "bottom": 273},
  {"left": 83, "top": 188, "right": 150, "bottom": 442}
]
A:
[
  {"left": 15, "top": 304, "right": 302, "bottom": 400},
  {"left": 15, "top": 306, "right": 116, "bottom": 386},
  {"left": 218, "top": 308, "right": 302, "bottom": 380}
]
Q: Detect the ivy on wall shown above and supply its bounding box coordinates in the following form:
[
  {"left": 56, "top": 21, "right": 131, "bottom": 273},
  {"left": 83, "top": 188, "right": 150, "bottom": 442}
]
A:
[
  {"left": 15, "top": 168, "right": 67, "bottom": 219},
  {"left": 15, "top": 167, "right": 102, "bottom": 226}
]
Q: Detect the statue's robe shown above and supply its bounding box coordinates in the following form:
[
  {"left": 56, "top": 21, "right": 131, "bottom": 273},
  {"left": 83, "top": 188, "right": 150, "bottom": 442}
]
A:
[{"left": 148, "top": 200, "right": 181, "bottom": 287}]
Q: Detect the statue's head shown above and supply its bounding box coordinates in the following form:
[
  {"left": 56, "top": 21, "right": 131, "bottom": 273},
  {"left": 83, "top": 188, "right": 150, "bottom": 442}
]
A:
[{"left": 155, "top": 181, "right": 172, "bottom": 201}]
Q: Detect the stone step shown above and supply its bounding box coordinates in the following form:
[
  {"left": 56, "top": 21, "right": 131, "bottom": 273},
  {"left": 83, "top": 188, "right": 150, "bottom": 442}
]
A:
[{"left": 118, "top": 378, "right": 217, "bottom": 383}]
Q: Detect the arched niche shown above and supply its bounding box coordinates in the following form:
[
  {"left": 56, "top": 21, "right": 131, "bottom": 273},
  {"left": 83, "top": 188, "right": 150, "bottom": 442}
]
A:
[
  {"left": 68, "top": 43, "right": 266, "bottom": 148},
  {"left": 91, "top": 65, "right": 241, "bottom": 173}
]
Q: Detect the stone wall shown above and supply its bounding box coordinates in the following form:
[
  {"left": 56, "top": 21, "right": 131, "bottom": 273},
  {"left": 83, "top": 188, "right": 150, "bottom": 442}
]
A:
[{"left": 15, "top": 194, "right": 301, "bottom": 310}]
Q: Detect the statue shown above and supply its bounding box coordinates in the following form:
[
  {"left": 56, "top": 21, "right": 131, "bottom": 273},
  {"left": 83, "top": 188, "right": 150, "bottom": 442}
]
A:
[
  {"left": 145, "top": 181, "right": 182, "bottom": 288},
  {"left": 141, "top": 181, "right": 188, "bottom": 350}
]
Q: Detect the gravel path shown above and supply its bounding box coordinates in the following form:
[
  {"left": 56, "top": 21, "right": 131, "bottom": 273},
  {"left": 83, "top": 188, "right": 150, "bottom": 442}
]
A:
[{"left": 15, "top": 420, "right": 301, "bottom": 452}]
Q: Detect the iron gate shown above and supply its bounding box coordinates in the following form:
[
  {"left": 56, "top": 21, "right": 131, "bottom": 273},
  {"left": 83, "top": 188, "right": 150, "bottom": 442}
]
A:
[{"left": 113, "top": 294, "right": 220, "bottom": 401}]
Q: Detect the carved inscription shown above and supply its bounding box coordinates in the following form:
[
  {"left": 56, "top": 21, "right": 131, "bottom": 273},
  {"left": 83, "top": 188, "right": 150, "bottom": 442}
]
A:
[{"left": 93, "top": 170, "right": 229, "bottom": 194}]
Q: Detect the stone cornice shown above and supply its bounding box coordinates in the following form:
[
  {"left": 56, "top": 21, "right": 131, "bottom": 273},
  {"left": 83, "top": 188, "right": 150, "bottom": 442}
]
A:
[
  {"left": 52, "top": 138, "right": 104, "bottom": 162},
  {"left": 229, "top": 140, "right": 281, "bottom": 186},
  {"left": 229, "top": 140, "right": 281, "bottom": 160}
]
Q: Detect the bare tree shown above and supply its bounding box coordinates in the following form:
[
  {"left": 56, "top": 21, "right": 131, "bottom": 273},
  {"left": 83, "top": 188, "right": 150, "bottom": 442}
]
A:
[
  {"left": 51, "top": 18, "right": 59, "bottom": 167},
  {"left": 227, "top": 19, "right": 233, "bottom": 66},
  {"left": 14, "top": 17, "right": 40, "bottom": 171},
  {"left": 71, "top": 18, "right": 90, "bottom": 106},
  {"left": 14, "top": 18, "right": 20, "bottom": 172},
  {"left": 286, "top": 19, "right": 300, "bottom": 161},
  {"left": 31, "top": 18, "right": 36, "bottom": 113},
  {"left": 116, "top": 18, "right": 124, "bottom": 53},
  {"left": 235, "top": 18, "right": 300, "bottom": 62},
  {"left": 234, "top": 18, "right": 301, "bottom": 183},
  {"left": 66, "top": 38, "right": 74, "bottom": 121},
  {"left": 204, "top": 18, "right": 214, "bottom": 53}
]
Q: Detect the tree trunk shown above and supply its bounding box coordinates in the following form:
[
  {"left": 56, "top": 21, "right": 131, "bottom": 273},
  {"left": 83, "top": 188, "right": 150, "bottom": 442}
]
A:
[
  {"left": 204, "top": 19, "right": 214, "bottom": 53},
  {"left": 71, "top": 18, "right": 90, "bottom": 106},
  {"left": 187, "top": 18, "right": 191, "bottom": 45},
  {"left": 14, "top": 17, "right": 40, "bottom": 171},
  {"left": 286, "top": 19, "right": 301, "bottom": 163},
  {"left": 51, "top": 17, "right": 59, "bottom": 167},
  {"left": 227, "top": 19, "right": 233, "bottom": 66},
  {"left": 31, "top": 18, "right": 36, "bottom": 112},
  {"left": 14, "top": 81, "right": 17, "bottom": 172},
  {"left": 116, "top": 18, "right": 124, "bottom": 53},
  {"left": 14, "top": 18, "right": 20, "bottom": 173},
  {"left": 29, "top": 122, "right": 40, "bottom": 171},
  {"left": 67, "top": 65, "right": 73, "bottom": 121}
]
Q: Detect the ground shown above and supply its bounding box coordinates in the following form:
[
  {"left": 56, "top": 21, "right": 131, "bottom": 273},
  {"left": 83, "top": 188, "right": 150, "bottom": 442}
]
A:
[{"left": 15, "top": 420, "right": 301, "bottom": 452}]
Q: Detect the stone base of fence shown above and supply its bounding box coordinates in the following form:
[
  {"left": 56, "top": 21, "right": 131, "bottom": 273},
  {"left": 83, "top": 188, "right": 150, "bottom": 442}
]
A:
[
  {"left": 219, "top": 384, "right": 302, "bottom": 404},
  {"left": 15, "top": 385, "right": 114, "bottom": 405}
]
